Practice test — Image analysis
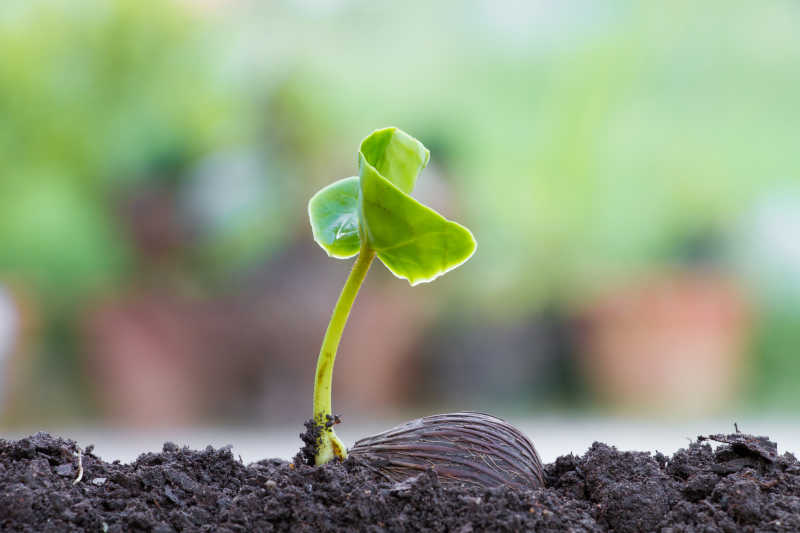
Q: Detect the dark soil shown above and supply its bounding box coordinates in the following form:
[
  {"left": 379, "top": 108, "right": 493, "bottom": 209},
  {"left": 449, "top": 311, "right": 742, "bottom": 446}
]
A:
[{"left": 1, "top": 431, "right": 799, "bottom": 532}]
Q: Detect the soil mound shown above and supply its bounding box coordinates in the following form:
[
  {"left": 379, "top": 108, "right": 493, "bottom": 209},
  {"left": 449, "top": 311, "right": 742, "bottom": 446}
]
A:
[{"left": 1, "top": 431, "right": 798, "bottom": 532}]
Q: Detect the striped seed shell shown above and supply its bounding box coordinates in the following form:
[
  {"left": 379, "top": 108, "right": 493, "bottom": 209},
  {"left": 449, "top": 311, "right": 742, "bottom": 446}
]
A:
[{"left": 348, "top": 412, "right": 544, "bottom": 490}]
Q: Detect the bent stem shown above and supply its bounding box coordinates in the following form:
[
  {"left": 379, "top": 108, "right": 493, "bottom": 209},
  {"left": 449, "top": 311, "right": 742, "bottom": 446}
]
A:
[{"left": 313, "top": 246, "right": 376, "bottom": 465}]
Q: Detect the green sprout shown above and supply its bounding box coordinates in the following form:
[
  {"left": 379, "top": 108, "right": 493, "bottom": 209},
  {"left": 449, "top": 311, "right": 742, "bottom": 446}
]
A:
[{"left": 307, "top": 127, "right": 477, "bottom": 465}]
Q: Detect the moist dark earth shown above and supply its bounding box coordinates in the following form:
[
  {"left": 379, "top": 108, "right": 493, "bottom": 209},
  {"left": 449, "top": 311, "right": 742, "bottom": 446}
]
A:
[{"left": 1, "top": 431, "right": 799, "bottom": 532}]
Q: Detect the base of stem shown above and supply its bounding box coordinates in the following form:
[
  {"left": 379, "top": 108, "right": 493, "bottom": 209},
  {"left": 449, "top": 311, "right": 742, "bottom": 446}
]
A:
[{"left": 316, "top": 427, "right": 348, "bottom": 465}]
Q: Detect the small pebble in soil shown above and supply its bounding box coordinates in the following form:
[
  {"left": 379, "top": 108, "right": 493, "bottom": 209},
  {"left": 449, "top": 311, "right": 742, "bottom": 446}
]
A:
[{"left": 55, "top": 463, "right": 73, "bottom": 477}]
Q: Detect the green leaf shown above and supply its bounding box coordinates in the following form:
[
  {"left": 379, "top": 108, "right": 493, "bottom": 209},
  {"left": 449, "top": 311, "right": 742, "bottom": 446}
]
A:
[
  {"left": 359, "top": 161, "right": 476, "bottom": 285},
  {"left": 358, "top": 127, "right": 430, "bottom": 194},
  {"left": 358, "top": 129, "right": 476, "bottom": 285},
  {"left": 308, "top": 176, "right": 361, "bottom": 258},
  {"left": 308, "top": 127, "right": 476, "bottom": 285}
]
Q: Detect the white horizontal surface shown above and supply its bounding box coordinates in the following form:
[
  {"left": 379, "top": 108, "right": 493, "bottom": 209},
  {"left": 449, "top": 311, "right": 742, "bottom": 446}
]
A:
[{"left": 4, "top": 416, "right": 798, "bottom": 465}]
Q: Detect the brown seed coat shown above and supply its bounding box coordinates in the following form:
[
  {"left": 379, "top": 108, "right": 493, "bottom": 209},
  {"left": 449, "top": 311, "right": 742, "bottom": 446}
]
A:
[{"left": 349, "top": 412, "right": 544, "bottom": 490}]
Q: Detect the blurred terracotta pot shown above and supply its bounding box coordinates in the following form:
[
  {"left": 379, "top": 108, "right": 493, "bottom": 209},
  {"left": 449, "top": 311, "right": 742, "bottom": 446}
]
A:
[{"left": 578, "top": 270, "right": 751, "bottom": 416}]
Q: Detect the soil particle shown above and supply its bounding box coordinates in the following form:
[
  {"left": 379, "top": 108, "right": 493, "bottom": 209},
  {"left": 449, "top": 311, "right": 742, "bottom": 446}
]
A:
[{"left": 1, "top": 431, "right": 799, "bottom": 532}]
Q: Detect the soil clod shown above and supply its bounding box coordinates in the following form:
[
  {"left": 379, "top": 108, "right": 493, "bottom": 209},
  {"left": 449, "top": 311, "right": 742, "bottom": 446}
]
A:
[
  {"left": 295, "top": 418, "right": 323, "bottom": 466},
  {"left": 698, "top": 433, "right": 779, "bottom": 463}
]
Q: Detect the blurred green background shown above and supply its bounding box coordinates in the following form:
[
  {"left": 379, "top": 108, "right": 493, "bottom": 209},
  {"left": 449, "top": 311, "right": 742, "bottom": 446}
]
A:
[{"left": 1, "top": 0, "right": 799, "bottom": 429}]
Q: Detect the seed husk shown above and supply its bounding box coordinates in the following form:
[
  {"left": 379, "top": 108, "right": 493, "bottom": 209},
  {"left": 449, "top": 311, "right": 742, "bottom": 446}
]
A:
[{"left": 348, "top": 412, "right": 544, "bottom": 490}]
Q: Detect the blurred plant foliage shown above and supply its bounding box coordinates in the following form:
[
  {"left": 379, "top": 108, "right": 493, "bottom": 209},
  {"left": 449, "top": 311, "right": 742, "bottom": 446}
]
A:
[
  {"left": 243, "top": 0, "right": 800, "bottom": 410},
  {"left": 2, "top": 0, "right": 800, "bottom": 413},
  {"left": 249, "top": 1, "right": 800, "bottom": 314},
  {"left": 0, "top": 0, "right": 242, "bottom": 303},
  {"left": 5, "top": 0, "right": 799, "bottom": 311}
]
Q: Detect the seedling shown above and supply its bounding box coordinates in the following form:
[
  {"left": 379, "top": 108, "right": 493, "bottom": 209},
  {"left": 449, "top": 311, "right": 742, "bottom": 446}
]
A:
[
  {"left": 307, "top": 127, "right": 476, "bottom": 466},
  {"left": 306, "top": 128, "right": 543, "bottom": 489}
]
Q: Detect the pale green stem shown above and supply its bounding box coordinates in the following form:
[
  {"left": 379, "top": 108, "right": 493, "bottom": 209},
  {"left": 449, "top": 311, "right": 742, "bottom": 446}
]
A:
[{"left": 313, "top": 247, "right": 375, "bottom": 465}]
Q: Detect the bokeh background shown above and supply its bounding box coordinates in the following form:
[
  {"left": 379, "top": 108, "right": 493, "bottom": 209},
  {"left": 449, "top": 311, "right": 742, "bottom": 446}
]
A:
[{"left": 2, "top": 0, "right": 799, "bottom": 458}]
